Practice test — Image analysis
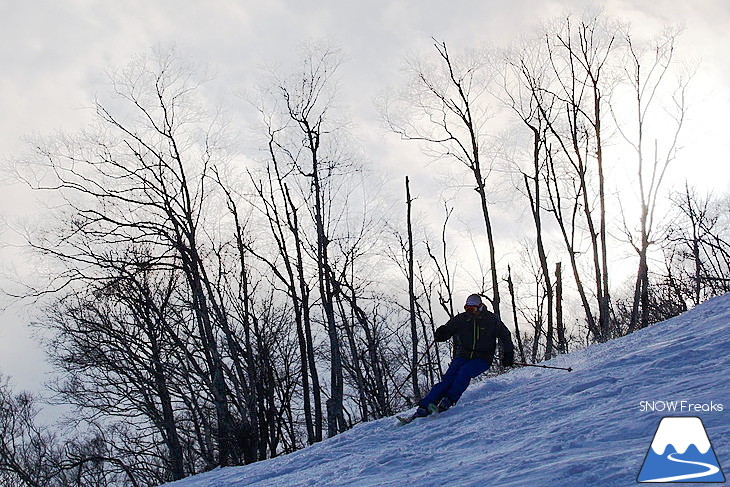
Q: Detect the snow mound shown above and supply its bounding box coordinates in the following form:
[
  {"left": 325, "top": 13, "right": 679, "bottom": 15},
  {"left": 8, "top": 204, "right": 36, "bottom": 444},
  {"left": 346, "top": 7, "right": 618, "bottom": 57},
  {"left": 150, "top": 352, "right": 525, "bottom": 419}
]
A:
[
  {"left": 163, "top": 294, "right": 730, "bottom": 487},
  {"left": 650, "top": 417, "right": 711, "bottom": 455}
]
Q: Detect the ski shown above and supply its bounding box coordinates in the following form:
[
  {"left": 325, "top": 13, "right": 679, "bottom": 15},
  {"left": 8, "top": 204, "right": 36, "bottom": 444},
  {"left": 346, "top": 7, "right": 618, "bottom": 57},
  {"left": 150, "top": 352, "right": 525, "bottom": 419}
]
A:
[
  {"left": 397, "top": 402, "right": 450, "bottom": 425},
  {"left": 396, "top": 410, "right": 443, "bottom": 425}
]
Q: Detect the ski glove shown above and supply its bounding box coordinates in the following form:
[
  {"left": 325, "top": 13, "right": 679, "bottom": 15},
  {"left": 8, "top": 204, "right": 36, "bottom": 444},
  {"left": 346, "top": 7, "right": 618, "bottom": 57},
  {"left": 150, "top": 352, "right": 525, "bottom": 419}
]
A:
[{"left": 501, "top": 352, "right": 514, "bottom": 368}]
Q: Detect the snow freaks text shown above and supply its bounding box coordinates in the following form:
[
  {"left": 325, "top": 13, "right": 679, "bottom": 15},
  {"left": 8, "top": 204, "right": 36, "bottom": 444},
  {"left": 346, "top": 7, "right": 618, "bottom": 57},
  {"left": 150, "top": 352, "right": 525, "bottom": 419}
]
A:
[{"left": 639, "top": 401, "right": 724, "bottom": 413}]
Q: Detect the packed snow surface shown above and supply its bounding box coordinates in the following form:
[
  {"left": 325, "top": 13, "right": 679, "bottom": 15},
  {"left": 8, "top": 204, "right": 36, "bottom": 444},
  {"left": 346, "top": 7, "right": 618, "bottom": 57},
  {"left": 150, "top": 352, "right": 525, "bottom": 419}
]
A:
[{"left": 164, "top": 294, "right": 730, "bottom": 487}]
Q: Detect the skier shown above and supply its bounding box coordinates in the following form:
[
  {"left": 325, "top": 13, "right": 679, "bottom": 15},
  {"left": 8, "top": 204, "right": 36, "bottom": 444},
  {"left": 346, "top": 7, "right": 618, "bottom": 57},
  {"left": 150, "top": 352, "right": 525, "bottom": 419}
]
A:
[{"left": 408, "top": 293, "right": 514, "bottom": 420}]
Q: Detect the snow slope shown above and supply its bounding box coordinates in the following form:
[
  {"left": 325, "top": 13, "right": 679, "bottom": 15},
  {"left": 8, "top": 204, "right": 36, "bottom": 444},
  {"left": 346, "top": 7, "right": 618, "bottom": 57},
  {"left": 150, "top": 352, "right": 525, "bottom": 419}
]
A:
[{"left": 164, "top": 294, "right": 730, "bottom": 487}]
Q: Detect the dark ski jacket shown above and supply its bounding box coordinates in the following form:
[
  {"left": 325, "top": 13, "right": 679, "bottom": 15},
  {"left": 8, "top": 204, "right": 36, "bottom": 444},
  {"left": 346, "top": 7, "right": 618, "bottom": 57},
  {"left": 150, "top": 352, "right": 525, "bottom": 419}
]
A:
[{"left": 434, "top": 308, "right": 514, "bottom": 366}]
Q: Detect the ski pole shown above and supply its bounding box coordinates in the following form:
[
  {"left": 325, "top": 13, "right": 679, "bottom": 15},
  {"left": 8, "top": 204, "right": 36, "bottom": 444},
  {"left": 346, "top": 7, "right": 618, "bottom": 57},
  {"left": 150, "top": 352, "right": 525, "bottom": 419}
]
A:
[{"left": 514, "top": 362, "right": 573, "bottom": 372}]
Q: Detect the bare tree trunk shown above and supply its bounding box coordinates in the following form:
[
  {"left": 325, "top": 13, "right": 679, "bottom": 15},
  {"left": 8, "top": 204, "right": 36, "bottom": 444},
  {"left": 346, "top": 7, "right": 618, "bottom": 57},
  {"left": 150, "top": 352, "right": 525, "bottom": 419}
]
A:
[
  {"left": 243, "top": 153, "right": 319, "bottom": 446},
  {"left": 522, "top": 126, "right": 555, "bottom": 360},
  {"left": 149, "top": 327, "right": 185, "bottom": 480},
  {"left": 284, "top": 186, "right": 323, "bottom": 442},
  {"left": 530, "top": 273, "right": 543, "bottom": 363},
  {"left": 405, "top": 176, "right": 421, "bottom": 400},
  {"left": 546, "top": 157, "right": 601, "bottom": 342},
  {"left": 555, "top": 262, "right": 567, "bottom": 354},
  {"left": 474, "top": 169, "right": 502, "bottom": 318},
  {"left": 414, "top": 264, "right": 438, "bottom": 388},
  {"left": 312, "top": 165, "right": 345, "bottom": 437},
  {"left": 336, "top": 294, "right": 368, "bottom": 420},
  {"left": 507, "top": 266, "right": 527, "bottom": 363},
  {"left": 593, "top": 84, "right": 612, "bottom": 340},
  {"left": 348, "top": 286, "right": 390, "bottom": 416}
]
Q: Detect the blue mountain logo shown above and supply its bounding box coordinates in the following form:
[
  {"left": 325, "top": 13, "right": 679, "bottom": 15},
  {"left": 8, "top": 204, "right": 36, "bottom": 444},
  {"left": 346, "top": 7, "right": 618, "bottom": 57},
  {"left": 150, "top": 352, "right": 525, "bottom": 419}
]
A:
[{"left": 637, "top": 416, "right": 725, "bottom": 483}]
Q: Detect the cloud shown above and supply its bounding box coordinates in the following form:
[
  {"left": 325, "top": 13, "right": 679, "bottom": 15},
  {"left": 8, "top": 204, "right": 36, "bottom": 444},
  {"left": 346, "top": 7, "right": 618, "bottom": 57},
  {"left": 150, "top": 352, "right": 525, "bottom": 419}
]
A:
[{"left": 1, "top": 0, "right": 729, "bottom": 394}]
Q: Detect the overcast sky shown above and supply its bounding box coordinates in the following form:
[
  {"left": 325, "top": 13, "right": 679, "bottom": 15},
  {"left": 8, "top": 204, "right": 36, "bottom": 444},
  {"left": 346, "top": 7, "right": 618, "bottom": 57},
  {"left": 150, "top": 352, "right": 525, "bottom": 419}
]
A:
[{"left": 1, "top": 0, "right": 729, "bottom": 395}]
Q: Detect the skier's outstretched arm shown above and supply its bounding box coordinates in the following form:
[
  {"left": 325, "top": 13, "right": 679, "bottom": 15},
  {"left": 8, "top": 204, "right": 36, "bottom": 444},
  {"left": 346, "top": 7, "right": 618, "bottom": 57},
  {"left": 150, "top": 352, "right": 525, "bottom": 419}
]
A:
[{"left": 434, "top": 317, "right": 457, "bottom": 342}]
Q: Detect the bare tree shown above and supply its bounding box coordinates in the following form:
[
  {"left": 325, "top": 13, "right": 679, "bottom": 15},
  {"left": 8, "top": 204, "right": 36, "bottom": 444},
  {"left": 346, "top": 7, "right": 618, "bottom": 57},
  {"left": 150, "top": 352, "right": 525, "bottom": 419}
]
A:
[
  {"left": 544, "top": 12, "right": 622, "bottom": 341},
  {"left": 0, "top": 376, "right": 145, "bottom": 487},
  {"left": 498, "top": 37, "right": 559, "bottom": 358},
  {"left": 45, "top": 261, "right": 187, "bottom": 480},
  {"left": 0, "top": 379, "right": 59, "bottom": 487},
  {"left": 664, "top": 186, "right": 730, "bottom": 305},
  {"left": 497, "top": 11, "right": 621, "bottom": 342},
  {"left": 404, "top": 176, "right": 421, "bottom": 400},
  {"left": 241, "top": 154, "right": 323, "bottom": 444},
  {"left": 612, "top": 26, "right": 691, "bottom": 333},
  {"left": 382, "top": 39, "right": 503, "bottom": 318},
  {"left": 507, "top": 265, "right": 527, "bottom": 363},
  {"left": 253, "top": 42, "right": 385, "bottom": 437},
  {"left": 10, "top": 46, "right": 258, "bottom": 472}
]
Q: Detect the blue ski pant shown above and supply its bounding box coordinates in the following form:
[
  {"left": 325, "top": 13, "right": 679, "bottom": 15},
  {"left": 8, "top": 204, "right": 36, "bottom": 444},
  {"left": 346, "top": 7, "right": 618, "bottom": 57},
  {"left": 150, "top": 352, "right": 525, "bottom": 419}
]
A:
[{"left": 419, "top": 356, "right": 490, "bottom": 408}]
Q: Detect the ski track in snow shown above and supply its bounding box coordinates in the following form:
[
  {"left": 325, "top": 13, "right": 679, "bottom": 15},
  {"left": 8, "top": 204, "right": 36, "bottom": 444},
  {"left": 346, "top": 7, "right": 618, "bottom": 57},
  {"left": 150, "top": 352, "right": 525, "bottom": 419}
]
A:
[
  {"left": 164, "top": 294, "right": 730, "bottom": 487},
  {"left": 640, "top": 453, "right": 721, "bottom": 482}
]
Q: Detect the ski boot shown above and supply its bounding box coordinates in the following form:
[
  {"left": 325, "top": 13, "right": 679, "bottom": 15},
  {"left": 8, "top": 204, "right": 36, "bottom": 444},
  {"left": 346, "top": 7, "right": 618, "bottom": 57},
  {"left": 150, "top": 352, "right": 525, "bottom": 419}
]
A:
[
  {"left": 396, "top": 406, "right": 430, "bottom": 425},
  {"left": 428, "top": 396, "right": 454, "bottom": 414}
]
